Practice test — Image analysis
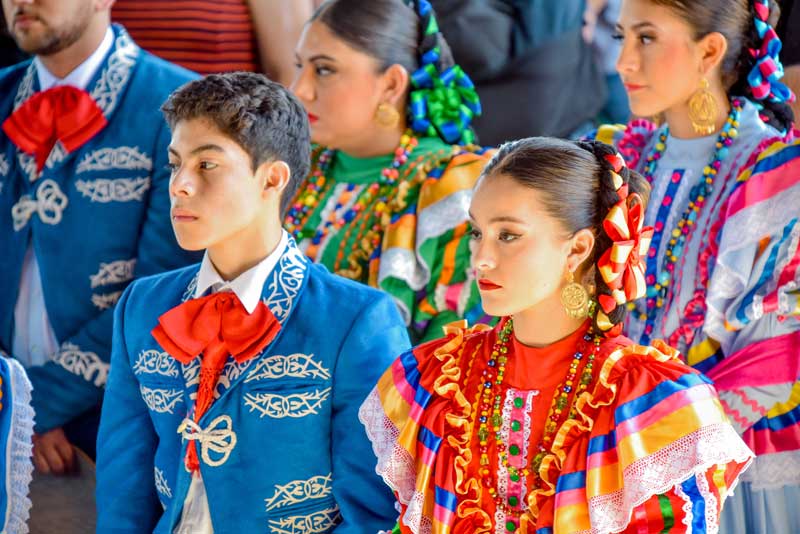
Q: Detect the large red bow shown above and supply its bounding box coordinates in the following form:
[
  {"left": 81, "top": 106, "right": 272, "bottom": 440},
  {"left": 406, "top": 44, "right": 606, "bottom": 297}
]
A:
[
  {"left": 151, "top": 292, "right": 280, "bottom": 472},
  {"left": 597, "top": 193, "right": 654, "bottom": 312},
  {"left": 2, "top": 85, "right": 107, "bottom": 172}
]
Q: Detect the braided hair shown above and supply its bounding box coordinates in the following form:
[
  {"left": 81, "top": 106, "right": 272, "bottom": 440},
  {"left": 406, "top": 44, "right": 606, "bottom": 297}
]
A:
[
  {"left": 577, "top": 140, "right": 651, "bottom": 333},
  {"left": 480, "top": 137, "right": 651, "bottom": 334},
  {"left": 311, "top": 0, "right": 481, "bottom": 144},
  {"left": 650, "top": 0, "right": 794, "bottom": 132}
]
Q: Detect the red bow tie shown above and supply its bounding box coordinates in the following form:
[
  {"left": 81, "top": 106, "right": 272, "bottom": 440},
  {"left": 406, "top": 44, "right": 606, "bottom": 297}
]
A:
[
  {"left": 2, "top": 85, "right": 107, "bottom": 172},
  {"left": 151, "top": 292, "right": 281, "bottom": 472}
]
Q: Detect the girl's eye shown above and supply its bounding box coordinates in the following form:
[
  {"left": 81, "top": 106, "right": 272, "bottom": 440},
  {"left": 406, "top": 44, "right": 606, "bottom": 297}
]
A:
[
  {"left": 639, "top": 34, "right": 654, "bottom": 44},
  {"left": 498, "top": 232, "right": 520, "bottom": 242},
  {"left": 315, "top": 65, "right": 334, "bottom": 76},
  {"left": 469, "top": 228, "right": 482, "bottom": 240},
  {"left": 199, "top": 161, "right": 218, "bottom": 171},
  {"left": 166, "top": 162, "right": 179, "bottom": 173},
  {"left": 611, "top": 32, "right": 623, "bottom": 41}
]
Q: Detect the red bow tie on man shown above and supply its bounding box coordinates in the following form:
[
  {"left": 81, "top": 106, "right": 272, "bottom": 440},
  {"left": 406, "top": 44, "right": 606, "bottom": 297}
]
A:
[
  {"left": 152, "top": 292, "right": 281, "bottom": 472},
  {"left": 2, "top": 85, "right": 107, "bottom": 172}
]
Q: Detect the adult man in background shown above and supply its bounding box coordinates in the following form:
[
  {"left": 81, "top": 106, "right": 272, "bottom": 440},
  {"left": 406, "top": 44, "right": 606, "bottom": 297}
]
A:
[{"left": 0, "top": 0, "right": 200, "bottom": 478}]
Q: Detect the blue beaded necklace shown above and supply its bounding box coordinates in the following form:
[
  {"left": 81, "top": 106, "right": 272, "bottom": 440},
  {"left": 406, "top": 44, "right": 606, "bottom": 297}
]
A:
[{"left": 631, "top": 98, "right": 743, "bottom": 344}]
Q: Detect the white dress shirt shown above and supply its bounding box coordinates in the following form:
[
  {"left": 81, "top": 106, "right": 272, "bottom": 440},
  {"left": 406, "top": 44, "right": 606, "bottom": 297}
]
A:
[
  {"left": 12, "top": 27, "right": 114, "bottom": 368},
  {"left": 174, "top": 231, "right": 288, "bottom": 534}
]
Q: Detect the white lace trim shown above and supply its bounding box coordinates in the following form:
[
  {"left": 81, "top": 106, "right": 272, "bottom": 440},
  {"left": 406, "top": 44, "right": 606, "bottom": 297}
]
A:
[
  {"left": 586, "top": 423, "right": 753, "bottom": 534},
  {"left": 739, "top": 449, "right": 800, "bottom": 490},
  {"left": 358, "top": 388, "right": 431, "bottom": 534},
  {"left": 3, "top": 358, "right": 34, "bottom": 534},
  {"left": 674, "top": 482, "right": 695, "bottom": 533},
  {"left": 695, "top": 469, "right": 720, "bottom": 533}
]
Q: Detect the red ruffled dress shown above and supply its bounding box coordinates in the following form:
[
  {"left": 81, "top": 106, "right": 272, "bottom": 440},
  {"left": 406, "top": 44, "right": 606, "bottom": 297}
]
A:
[{"left": 360, "top": 320, "right": 754, "bottom": 533}]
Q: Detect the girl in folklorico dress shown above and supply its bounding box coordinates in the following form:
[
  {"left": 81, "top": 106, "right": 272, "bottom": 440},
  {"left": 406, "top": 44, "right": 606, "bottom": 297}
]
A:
[
  {"left": 592, "top": 0, "right": 800, "bottom": 530},
  {"left": 288, "top": 0, "right": 493, "bottom": 343},
  {"left": 360, "top": 137, "right": 754, "bottom": 533}
]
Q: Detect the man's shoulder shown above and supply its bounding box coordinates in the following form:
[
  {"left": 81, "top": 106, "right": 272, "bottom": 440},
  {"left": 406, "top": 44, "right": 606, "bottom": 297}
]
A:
[
  {"left": 124, "top": 264, "right": 201, "bottom": 308},
  {"left": 0, "top": 60, "right": 32, "bottom": 95},
  {"left": 126, "top": 49, "right": 198, "bottom": 102},
  {"left": 305, "top": 263, "right": 391, "bottom": 309}
]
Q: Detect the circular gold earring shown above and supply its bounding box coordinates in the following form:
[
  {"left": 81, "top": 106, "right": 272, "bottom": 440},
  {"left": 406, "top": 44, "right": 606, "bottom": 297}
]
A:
[
  {"left": 688, "top": 78, "right": 718, "bottom": 135},
  {"left": 374, "top": 103, "right": 400, "bottom": 128},
  {"left": 560, "top": 271, "right": 590, "bottom": 319}
]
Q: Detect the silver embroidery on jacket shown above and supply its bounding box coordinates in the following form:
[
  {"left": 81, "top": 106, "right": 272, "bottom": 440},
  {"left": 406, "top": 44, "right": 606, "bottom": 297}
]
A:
[
  {"left": 140, "top": 385, "right": 183, "bottom": 414},
  {"left": 51, "top": 342, "right": 109, "bottom": 387},
  {"left": 267, "top": 505, "right": 341, "bottom": 534},
  {"left": 265, "top": 474, "right": 333, "bottom": 511},
  {"left": 76, "top": 146, "right": 153, "bottom": 173},
  {"left": 133, "top": 350, "right": 180, "bottom": 378},
  {"left": 11, "top": 179, "right": 68, "bottom": 231},
  {"left": 90, "top": 259, "right": 137, "bottom": 288},
  {"left": 245, "top": 354, "right": 331, "bottom": 383},
  {"left": 75, "top": 177, "right": 150, "bottom": 203},
  {"left": 243, "top": 388, "right": 331, "bottom": 419},
  {"left": 91, "top": 291, "right": 123, "bottom": 310},
  {"left": 154, "top": 466, "right": 172, "bottom": 498}
]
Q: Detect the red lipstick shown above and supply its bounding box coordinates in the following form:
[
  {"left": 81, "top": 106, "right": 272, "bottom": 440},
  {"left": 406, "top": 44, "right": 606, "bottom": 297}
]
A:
[
  {"left": 624, "top": 83, "right": 646, "bottom": 92},
  {"left": 478, "top": 279, "right": 502, "bottom": 291}
]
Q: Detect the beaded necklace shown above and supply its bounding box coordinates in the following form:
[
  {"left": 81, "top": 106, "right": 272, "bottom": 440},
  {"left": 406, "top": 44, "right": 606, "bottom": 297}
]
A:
[
  {"left": 284, "top": 132, "right": 419, "bottom": 268},
  {"left": 630, "top": 98, "right": 743, "bottom": 344},
  {"left": 476, "top": 319, "right": 601, "bottom": 531}
]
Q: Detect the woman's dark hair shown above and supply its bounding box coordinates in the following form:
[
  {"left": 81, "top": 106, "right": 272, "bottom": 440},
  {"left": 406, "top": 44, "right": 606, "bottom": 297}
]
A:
[
  {"left": 311, "top": 0, "right": 454, "bottom": 73},
  {"left": 650, "top": 0, "right": 793, "bottom": 131},
  {"left": 480, "top": 137, "right": 651, "bottom": 332}
]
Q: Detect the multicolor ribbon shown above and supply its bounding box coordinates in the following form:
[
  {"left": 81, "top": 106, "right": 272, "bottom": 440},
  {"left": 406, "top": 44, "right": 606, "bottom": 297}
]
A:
[
  {"left": 405, "top": 0, "right": 481, "bottom": 144},
  {"left": 748, "top": 0, "right": 795, "bottom": 103},
  {"left": 597, "top": 193, "right": 654, "bottom": 313}
]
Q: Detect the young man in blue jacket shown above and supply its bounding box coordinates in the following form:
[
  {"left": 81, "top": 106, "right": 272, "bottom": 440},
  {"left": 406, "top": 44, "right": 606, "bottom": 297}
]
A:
[{"left": 95, "top": 72, "right": 408, "bottom": 533}]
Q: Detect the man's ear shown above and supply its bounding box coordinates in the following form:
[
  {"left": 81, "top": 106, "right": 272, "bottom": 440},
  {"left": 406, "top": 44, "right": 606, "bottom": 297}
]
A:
[{"left": 257, "top": 160, "right": 291, "bottom": 198}]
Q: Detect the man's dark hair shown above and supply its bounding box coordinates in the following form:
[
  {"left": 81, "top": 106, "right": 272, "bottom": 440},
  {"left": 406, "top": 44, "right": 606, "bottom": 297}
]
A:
[{"left": 161, "top": 72, "right": 311, "bottom": 216}]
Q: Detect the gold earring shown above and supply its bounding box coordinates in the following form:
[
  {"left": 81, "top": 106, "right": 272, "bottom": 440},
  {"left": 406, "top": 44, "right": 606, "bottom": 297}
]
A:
[
  {"left": 688, "top": 78, "right": 718, "bottom": 135},
  {"left": 374, "top": 103, "right": 400, "bottom": 128},
  {"left": 561, "top": 271, "right": 590, "bottom": 319}
]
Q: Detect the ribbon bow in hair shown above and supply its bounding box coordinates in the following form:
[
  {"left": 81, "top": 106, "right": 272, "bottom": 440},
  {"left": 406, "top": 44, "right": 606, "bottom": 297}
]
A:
[
  {"left": 748, "top": 0, "right": 795, "bottom": 103},
  {"left": 597, "top": 193, "right": 654, "bottom": 313}
]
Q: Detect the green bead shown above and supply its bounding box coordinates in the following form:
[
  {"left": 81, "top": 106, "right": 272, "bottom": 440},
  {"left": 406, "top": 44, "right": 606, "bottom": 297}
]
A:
[
  {"left": 506, "top": 521, "right": 517, "bottom": 532},
  {"left": 511, "top": 420, "right": 521, "bottom": 432},
  {"left": 510, "top": 473, "right": 520, "bottom": 482},
  {"left": 508, "top": 496, "right": 519, "bottom": 507},
  {"left": 509, "top": 444, "right": 520, "bottom": 456},
  {"left": 513, "top": 397, "right": 524, "bottom": 408}
]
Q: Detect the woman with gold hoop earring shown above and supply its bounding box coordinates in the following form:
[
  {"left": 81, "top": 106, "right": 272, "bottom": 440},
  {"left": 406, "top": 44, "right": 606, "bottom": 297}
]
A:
[
  {"left": 360, "top": 137, "right": 752, "bottom": 533},
  {"left": 589, "top": 0, "right": 800, "bottom": 531},
  {"left": 289, "top": 0, "right": 493, "bottom": 343}
]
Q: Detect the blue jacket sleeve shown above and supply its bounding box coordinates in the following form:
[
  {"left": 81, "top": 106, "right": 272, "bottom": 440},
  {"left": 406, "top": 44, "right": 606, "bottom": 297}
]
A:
[
  {"left": 331, "top": 293, "right": 410, "bottom": 533},
  {"left": 25, "top": 122, "right": 200, "bottom": 433},
  {"left": 95, "top": 285, "right": 162, "bottom": 533}
]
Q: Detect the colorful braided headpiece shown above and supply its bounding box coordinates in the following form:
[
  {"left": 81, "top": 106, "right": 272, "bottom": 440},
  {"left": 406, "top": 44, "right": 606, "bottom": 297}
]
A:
[
  {"left": 403, "top": 0, "right": 482, "bottom": 145},
  {"left": 748, "top": 0, "right": 795, "bottom": 104},
  {"left": 595, "top": 152, "right": 654, "bottom": 333}
]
